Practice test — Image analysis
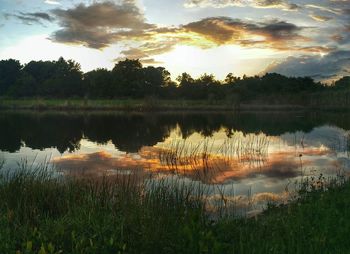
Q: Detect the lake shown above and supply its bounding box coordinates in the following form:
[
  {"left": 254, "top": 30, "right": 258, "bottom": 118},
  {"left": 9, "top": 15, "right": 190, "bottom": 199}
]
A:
[{"left": 1, "top": 110, "right": 350, "bottom": 215}]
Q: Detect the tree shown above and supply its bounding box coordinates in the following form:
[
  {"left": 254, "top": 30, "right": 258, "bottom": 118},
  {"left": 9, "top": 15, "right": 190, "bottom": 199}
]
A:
[
  {"left": 334, "top": 76, "right": 350, "bottom": 90},
  {"left": 84, "top": 69, "right": 113, "bottom": 98},
  {"left": 143, "top": 66, "right": 171, "bottom": 96},
  {"left": 196, "top": 73, "right": 220, "bottom": 87},
  {"left": 50, "top": 57, "right": 83, "bottom": 97},
  {"left": 112, "top": 59, "right": 143, "bottom": 97},
  {"left": 24, "top": 57, "right": 84, "bottom": 97},
  {"left": 176, "top": 72, "right": 194, "bottom": 87},
  {"left": 0, "top": 56, "right": 339, "bottom": 101},
  {"left": 224, "top": 73, "right": 240, "bottom": 85},
  {"left": 0, "top": 59, "right": 22, "bottom": 96},
  {"left": 7, "top": 73, "right": 36, "bottom": 97}
]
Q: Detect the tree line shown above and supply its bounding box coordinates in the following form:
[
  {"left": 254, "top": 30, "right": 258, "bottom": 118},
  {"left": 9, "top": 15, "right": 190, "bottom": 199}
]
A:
[
  {"left": 0, "top": 57, "right": 349, "bottom": 102},
  {"left": 2, "top": 111, "right": 343, "bottom": 153}
]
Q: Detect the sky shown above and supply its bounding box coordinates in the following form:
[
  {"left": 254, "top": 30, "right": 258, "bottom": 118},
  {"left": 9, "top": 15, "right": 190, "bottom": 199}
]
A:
[{"left": 0, "top": 0, "right": 349, "bottom": 81}]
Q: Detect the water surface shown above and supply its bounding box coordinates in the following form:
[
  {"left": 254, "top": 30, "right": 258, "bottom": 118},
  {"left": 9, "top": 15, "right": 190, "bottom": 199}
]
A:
[{"left": 1, "top": 111, "right": 349, "bottom": 215}]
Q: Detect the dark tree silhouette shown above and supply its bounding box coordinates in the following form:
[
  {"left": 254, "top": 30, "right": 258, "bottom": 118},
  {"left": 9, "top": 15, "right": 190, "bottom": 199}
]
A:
[
  {"left": 0, "top": 59, "right": 22, "bottom": 96},
  {"left": 112, "top": 59, "right": 144, "bottom": 97},
  {"left": 334, "top": 76, "right": 350, "bottom": 90},
  {"left": 7, "top": 58, "right": 83, "bottom": 98},
  {"left": 1, "top": 57, "right": 348, "bottom": 104},
  {"left": 84, "top": 68, "right": 113, "bottom": 98}
]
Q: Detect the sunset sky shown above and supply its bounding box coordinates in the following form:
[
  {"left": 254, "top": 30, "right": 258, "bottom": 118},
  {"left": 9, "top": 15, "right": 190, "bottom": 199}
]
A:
[{"left": 0, "top": 0, "right": 349, "bottom": 81}]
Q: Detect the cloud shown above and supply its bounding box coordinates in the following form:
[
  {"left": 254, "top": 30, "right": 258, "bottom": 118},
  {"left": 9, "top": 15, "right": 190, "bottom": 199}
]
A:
[
  {"left": 115, "top": 40, "right": 178, "bottom": 64},
  {"left": 182, "top": 17, "right": 305, "bottom": 50},
  {"left": 325, "top": 23, "right": 350, "bottom": 46},
  {"left": 50, "top": 1, "right": 155, "bottom": 48},
  {"left": 44, "top": 0, "right": 60, "bottom": 5},
  {"left": 305, "top": 1, "right": 350, "bottom": 25},
  {"left": 4, "top": 12, "right": 54, "bottom": 25},
  {"left": 309, "top": 14, "right": 332, "bottom": 22},
  {"left": 131, "top": 17, "right": 312, "bottom": 62},
  {"left": 330, "top": 34, "right": 344, "bottom": 42},
  {"left": 46, "top": 1, "right": 333, "bottom": 64},
  {"left": 48, "top": 0, "right": 310, "bottom": 60},
  {"left": 305, "top": 4, "right": 342, "bottom": 15},
  {"left": 184, "top": 0, "right": 300, "bottom": 11},
  {"left": 264, "top": 50, "right": 350, "bottom": 81},
  {"left": 281, "top": 126, "right": 349, "bottom": 153},
  {"left": 184, "top": 0, "right": 244, "bottom": 8},
  {"left": 52, "top": 1, "right": 152, "bottom": 30},
  {"left": 25, "top": 12, "right": 53, "bottom": 21},
  {"left": 52, "top": 146, "right": 303, "bottom": 184},
  {"left": 253, "top": 0, "right": 299, "bottom": 10}
]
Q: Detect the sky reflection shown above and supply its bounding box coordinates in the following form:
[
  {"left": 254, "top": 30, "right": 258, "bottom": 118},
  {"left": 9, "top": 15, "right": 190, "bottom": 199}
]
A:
[
  {"left": 52, "top": 128, "right": 337, "bottom": 184},
  {"left": 1, "top": 112, "right": 350, "bottom": 215}
]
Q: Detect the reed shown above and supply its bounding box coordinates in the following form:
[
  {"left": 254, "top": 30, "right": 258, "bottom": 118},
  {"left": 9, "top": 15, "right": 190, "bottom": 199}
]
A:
[
  {"left": 158, "top": 133, "right": 270, "bottom": 181},
  {"left": 0, "top": 162, "right": 349, "bottom": 253}
]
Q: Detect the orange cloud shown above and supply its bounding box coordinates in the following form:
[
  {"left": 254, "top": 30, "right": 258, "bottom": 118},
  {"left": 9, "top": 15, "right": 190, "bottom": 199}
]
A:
[{"left": 52, "top": 143, "right": 331, "bottom": 184}]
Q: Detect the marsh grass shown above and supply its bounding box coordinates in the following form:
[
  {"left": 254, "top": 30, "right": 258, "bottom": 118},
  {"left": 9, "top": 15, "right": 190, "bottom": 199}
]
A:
[
  {"left": 0, "top": 162, "right": 349, "bottom": 253},
  {"left": 158, "top": 133, "right": 270, "bottom": 182},
  {"left": 219, "top": 133, "right": 269, "bottom": 166},
  {"left": 0, "top": 164, "right": 224, "bottom": 254}
]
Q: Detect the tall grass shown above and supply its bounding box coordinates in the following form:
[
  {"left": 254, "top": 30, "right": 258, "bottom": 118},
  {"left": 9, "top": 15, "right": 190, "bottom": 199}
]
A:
[
  {"left": 0, "top": 163, "right": 349, "bottom": 253},
  {"left": 157, "top": 133, "right": 270, "bottom": 181},
  {"left": 0, "top": 165, "right": 224, "bottom": 254}
]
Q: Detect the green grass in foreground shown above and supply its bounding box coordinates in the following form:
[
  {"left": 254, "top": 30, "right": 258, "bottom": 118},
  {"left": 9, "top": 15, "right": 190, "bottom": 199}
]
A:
[{"left": 0, "top": 168, "right": 349, "bottom": 254}]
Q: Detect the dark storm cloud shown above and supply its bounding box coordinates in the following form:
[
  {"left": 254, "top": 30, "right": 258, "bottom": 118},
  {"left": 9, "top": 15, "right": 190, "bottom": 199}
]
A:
[
  {"left": 265, "top": 50, "right": 350, "bottom": 81},
  {"left": 50, "top": 1, "right": 155, "bottom": 48}
]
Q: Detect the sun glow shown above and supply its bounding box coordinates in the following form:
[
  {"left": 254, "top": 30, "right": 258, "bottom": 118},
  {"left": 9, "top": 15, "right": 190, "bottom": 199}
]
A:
[
  {"left": 0, "top": 35, "right": 122, "bottom": 72},
  {"left": 156, "top": 44, "right": 281, "bottom": 79}
]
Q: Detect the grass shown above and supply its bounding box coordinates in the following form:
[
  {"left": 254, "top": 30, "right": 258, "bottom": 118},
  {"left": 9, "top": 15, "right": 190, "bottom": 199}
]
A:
[
  {"left": 0, "top": 98, "right": 330, "bottom": 112},
  {"left": 0, "top": 98, "right": 237, "bottom": 111},
  {"left": 215, "top": 174, "right": 350, "bottom": 253},
  {"left": 157, "top": 134, "right": 270, "bottom": 182},
  {"left": 0, "top": 163, "right": 350, "bottom": 254}
]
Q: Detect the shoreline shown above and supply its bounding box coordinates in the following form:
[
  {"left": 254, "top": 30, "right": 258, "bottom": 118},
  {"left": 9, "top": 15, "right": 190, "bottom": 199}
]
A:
[{"left": 0, "top": 99, "right": 348, "bottom": 112}]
